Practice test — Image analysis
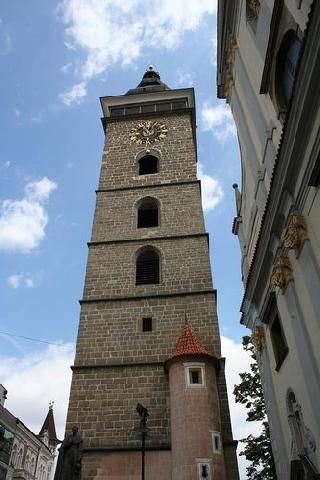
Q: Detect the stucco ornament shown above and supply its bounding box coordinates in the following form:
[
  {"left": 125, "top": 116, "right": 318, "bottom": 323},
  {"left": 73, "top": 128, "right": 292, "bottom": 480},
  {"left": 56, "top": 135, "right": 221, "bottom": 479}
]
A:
[
  {"left": 248, "top": 0, "right": 261, "bottom": 19},
  {"left": 283, "top": 213, "right": 308, "bottom": 257},
  {"left": 227, "top": 38, "right": 238, "bottom": 65},
  {"left": 129, "top": 121, "right": 168, "bottom": 152},
  {"left": 224, "top": 74, "right": 234, "bottom": 99},
  {"left": 252, "top": 325, "right": 265, "bottom": 352},
  {"left": 271, "top": 256, "right": 293, "bottom": 292}
]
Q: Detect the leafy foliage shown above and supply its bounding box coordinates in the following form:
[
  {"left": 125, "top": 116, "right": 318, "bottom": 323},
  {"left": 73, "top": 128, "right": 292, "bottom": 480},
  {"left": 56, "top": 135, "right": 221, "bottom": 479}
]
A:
[{"left": 233, "top": 336, "right": 277, "bottom": 480}]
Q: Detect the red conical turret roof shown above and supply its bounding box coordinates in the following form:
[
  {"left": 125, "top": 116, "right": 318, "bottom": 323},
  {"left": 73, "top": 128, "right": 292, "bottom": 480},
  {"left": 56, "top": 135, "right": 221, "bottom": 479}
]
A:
[{"left": 164, "top": 324, "right": 214, "bottom": 371}]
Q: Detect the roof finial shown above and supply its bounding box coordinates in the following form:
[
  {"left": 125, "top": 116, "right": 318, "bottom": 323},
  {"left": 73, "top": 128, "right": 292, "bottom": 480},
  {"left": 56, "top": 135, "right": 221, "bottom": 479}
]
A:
[
  {"left": 184, "top": 312, "right": 188, "bottom": 325},
  {"left": 49, "top": 400, "right": 54, "bottom": 410}
]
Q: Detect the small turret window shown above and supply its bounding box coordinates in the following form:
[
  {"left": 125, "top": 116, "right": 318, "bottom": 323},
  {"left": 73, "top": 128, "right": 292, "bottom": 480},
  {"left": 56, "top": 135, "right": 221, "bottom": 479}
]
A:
[
  {"left": 184, "top": 363, "right": 205, "bottom": 387},
  {"left": 139, "top": 155, "right": 158, "bottom": 175},
  {"left": 211, "top": 431, "right": 222, "bottom": 454}
]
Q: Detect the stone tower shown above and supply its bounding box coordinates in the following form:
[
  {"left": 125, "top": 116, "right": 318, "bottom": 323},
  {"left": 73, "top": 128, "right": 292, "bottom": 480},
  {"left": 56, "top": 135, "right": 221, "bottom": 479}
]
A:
[{"left": 66, "top": 66, "right": 239, "bottom": 480}]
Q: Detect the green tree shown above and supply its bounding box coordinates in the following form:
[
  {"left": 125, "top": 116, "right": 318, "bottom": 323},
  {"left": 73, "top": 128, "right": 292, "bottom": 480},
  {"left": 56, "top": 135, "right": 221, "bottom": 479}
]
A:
[{"left": 233, "top": 335, "right": 277, "bottom": 480}]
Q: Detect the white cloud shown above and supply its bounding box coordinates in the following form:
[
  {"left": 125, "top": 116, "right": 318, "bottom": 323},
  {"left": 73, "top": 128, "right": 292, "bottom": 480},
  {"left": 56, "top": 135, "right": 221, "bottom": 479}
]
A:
[
  {"left": 57, "top": 0, "right": 216, "bottom": 105},
  {"left": 222, "top": 335, "right": 263, "bottom": 479},
  {"left": 59, "top": 81, "right": 87, "bottom": 106},
  {"left": 198, "top": 163, "right": 224, "bottom": 212},
  {"left": 60, "top": 62, "right": 73, "bottom": 73},
  {"left": 0, "top": 343, "right": 74, "bottom": 438},
  {"left": 7, "top": 274, "right": 23, "bottom": 289},
  {"left": 176, "top": 70, "right": 194, "bottom": 87},
  {"left": 0, "top": 177, "right": 57, "bottom": 253},
  {"left": 25, "top": 277, "right": 34, "bottom": 288},
  {"left": 4, "top": 160, "right": 11, "bottom": 169},
  {"left": 201, "top": 102, "right": 237, "bottom": 142},
  {"left": 7, "top": 273, "right": 35, "bottom": 289},
  {"left": 0, "top": 30, "right": 12, "bottom": 56},
  {"left": 31, "top": 112, "right": 43, "bottom": 123}
]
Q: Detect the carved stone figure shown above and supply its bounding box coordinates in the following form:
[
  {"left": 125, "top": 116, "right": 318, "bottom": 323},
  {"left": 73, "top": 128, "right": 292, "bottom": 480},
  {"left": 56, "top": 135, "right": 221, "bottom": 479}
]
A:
[{"left": 54, "top": 426, "right": 82, "bottom": 480}]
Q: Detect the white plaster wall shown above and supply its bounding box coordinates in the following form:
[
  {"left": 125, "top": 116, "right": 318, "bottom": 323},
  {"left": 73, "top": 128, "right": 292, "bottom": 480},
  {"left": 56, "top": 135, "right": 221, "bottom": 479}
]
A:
[
  {"left": 264, "top": 289, "right": 320, "bottom": 468},
  {"left": 231, "top": 0, "right": 313, "bottom": 270}
]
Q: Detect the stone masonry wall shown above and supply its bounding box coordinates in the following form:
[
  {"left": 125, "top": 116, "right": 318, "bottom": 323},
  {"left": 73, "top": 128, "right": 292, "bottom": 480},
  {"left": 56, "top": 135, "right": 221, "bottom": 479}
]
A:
[
  {"left": 98, "top": 113, "right": 197, "bottom": 190},
  {"left": 82, "top": 236, "right": 212, "bottom": 299},
  {"left": 91, "top": 182, "right": 204, "bottom": 242},
  {"left": 74, "top": 293, "right": 222, "bottom": 366},
  {"left": 67, "top": 364, "right": 170, "bottom": 448}
]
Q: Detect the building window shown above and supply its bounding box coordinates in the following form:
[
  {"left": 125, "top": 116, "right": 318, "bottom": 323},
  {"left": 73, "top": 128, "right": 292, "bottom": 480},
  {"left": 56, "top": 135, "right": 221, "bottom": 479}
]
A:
[
  {"left": 270, "top": 313, "right": 288, "bottom": 371},
  {"left": 137, "top": 197, "right": 159, "bottom": 228},
  {"left": 211, "top": 431, "right": 221, "bottom": 454},
  {"left": 139, "top": 155, "right": 158, "bottom": 175},
  {"left": 136, "top": 249, "right": 160, "bottom": 285},
  {"left": 196, "top": 459, "right": 212, "bottom": 480},
  {"left": 10, "top": 444, "right": 17, "bottom": 467},
  {"left": 184, "top": 363, "right": 205, "bottom": 387},
  {"left": 142, "top": 317, "right": 153, "bottom": 332},
  {"left": 275, "top": 31, "right": 302, "bottom": 109}
]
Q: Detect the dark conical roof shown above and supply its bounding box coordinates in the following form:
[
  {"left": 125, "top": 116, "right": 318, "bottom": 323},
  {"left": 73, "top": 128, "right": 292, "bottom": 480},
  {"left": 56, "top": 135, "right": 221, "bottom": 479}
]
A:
[
  {"left": 39, "top": 403, "right": 60, "bottom": 445},
  {"left": 125, "top": 65, "right": 170, "bottom": 95}
]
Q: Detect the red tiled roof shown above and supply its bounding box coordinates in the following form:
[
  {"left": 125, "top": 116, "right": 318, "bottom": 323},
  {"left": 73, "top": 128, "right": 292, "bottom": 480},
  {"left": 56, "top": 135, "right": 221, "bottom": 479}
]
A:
[{"left": 165, "top": 324, "right": 214, "bottom": 370}]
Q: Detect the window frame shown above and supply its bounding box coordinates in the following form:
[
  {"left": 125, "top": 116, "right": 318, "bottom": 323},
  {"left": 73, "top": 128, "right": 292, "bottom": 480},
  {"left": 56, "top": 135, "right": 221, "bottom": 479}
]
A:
[
  {"left": 184, "top": 362, "right": 206, "bottom": 388},
  {"left": 269, "top": 309, "right": 289, "bottom": 371},
  {"left": 210, "top": 431, "right": 222, "bottom": 454}
]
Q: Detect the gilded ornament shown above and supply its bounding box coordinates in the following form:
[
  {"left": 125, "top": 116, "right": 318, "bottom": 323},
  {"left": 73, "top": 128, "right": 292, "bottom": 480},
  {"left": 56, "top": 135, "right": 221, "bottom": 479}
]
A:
[
  {"left": 271, "top": 256, "right": 293, "bottom": 292},
  {"left": 248, "top": 0, "right": 261, "bottom": 19},
  {"left": 227, "top": 38, "right": 238, "bottom": 65},
  {"left": 224, "top": 75, "right": 234, "bottom": 98},
  {"left": 283, "top": 213, "right": 308, "bottom": 257},
  {"left": 129, "top": 120, "right": 168, "bottom": 151},
  {"left": 252, "top": 325, "right": 265, "bottom": 352}
]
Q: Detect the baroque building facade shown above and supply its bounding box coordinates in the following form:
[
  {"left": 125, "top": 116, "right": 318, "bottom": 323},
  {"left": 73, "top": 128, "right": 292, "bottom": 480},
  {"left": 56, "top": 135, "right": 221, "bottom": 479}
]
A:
[
  {"left": 65, "top": 67, "right": 239, "bottom": 479},
  {"left": 217, "top": 1, "right": 320, "bottom": 479},
  {"left": 0, "top": 385, "right": 58, "bottom": 480}
]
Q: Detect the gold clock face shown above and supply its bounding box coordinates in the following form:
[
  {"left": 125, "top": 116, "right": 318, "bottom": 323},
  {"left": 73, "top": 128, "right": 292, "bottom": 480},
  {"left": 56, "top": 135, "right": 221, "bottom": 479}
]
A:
[{"left": 129, "top": 120, "right": 168, "bottom": 149}]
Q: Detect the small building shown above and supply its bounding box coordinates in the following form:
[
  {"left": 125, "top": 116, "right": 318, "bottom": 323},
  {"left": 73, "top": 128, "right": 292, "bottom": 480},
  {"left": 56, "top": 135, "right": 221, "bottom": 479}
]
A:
[{"left": 0, "top": 385, "right": 59, "bottom": 480}]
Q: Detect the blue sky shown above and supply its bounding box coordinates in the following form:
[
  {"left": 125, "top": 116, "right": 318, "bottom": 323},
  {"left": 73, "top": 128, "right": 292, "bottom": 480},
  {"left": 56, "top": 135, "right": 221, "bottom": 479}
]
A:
[{"left": 0, "top": 1, "right": 254, "bottom": 476}]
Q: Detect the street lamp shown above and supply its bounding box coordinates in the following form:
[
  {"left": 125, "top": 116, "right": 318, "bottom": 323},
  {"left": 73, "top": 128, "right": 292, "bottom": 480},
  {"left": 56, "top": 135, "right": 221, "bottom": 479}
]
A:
[{"left": 136, "top": 403, "right": 149, "bottom": 480}]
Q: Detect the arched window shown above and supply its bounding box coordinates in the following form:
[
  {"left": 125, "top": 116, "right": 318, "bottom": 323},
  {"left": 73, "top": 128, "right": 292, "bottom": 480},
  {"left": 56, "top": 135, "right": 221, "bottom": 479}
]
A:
[
  {"left": 276, "top": 31, "right": 302, "bottom": 107},
  {"left": 136, "top": 249, "right": 160, "bottom": 285},
  {"left": 10, "top": 443, "right": 17, "bottom": 467},
  {"left": 137, "top": 197, "right": 159, "bottom": 228},
  {"left": 24, "top": 452, "right": 30, "bottom": 472},
  {"left": 30, "top": 457, "right": 35, "bottom": 475},
  {"left": 138, "top": 155, "right": 158, "bottom": 175},
  {"left": 17, "top": 447, "right": 23, "bottom": 469}
]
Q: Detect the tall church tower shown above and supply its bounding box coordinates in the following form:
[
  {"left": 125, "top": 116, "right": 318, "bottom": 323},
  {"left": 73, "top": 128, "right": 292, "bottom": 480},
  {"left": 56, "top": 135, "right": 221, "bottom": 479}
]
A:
[{"left": 66, "top": 67, "right": 239, "bottom": 480}]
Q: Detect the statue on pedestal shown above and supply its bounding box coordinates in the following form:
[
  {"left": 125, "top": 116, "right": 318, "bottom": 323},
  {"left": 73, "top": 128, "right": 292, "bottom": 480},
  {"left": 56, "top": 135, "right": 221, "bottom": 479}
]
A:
[{"left": 54, "top": 426, "right": 82, "bottom": 480}]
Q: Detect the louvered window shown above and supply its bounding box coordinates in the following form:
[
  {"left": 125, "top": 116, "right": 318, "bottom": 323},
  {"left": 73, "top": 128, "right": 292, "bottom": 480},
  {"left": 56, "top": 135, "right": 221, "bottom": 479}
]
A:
[
  {"left": 136, "top": 250, "right": 160, "bottom": 285},
  {"left": 137, "top": 198, "right": 159, "bottom": 228}
]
